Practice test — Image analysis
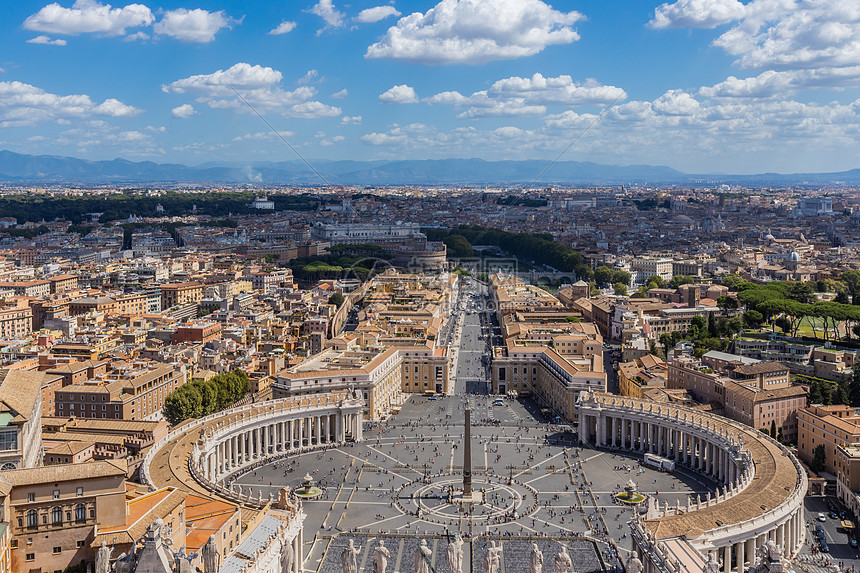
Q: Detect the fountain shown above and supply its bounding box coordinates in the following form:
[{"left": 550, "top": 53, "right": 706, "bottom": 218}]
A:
[
  {"left": 294, "top": 472, "right": 323, "bottom": 499},
  {"left": 615, "top": 479, "right": 646, "bottom": 505}
]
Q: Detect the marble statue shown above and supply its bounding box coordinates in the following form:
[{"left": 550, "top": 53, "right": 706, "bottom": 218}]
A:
[
  {"left": 704, "top": 553, "right": 721, "bottom": 573},
  {"left": 342, "top": 539, "right": 361, "bottom": 573},
  {"left": 626, "top": 554, "right": 643, "bottom": 573},
  {"left": 484, "top": 540, "right": 502, "bottom": 573},
  {"left": 530, "top": 542, "right": 544, "bottom": 573},
  {"left": 414, "top": 539, "right": 432, "bottom": 573},
  {"left": 553, "top": 544, "right": 572, "bottom": 573},
  {"left": 95, "top": 541, "right": 113, "bottom": 573},
  {"left": 373, "top": 540, "right": 390, "bottom": 573},
  {"left": 280, "top": 537, "right": 294, "bottom": 573},
  {"left": 446, "top": 534, "right": 464, "bottom": 573},
  {"left": 202, "top": 534, "right": 220, "bottom": 573}
]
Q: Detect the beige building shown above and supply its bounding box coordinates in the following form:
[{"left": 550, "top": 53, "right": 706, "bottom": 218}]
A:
[
  {"left": 1, "top": 460, "right": 128, "bottom": 573},
  {"left": 160, "top": 282, "right": 203, "bottom": 309},
  {"left": 0, "top": 369, "right": 44, "bottom": 470},
  {"left": 54, "top": 361, "right": 187, "bottom": 421},
  {"left": 798, "top": 404, "right": 860, "bottom": 475},
  {"left": 618, "top": 354, "right": 668, "bottom": 399}
]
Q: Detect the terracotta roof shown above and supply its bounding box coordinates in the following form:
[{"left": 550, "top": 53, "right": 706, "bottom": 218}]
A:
[{"left": 0, "top": 369, "right": 44, "bottom": 422}]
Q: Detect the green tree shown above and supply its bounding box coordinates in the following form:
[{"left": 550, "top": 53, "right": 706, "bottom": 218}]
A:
[
  {"left": 836, "top": 382, "right": 851, "bottom": 405},
  {"left": 594, "top": 266, "right": 614, "bottom": 288},
  {"left": 743, "top": 310, "right": 764, "bottom": 328},
  {"left": 611, "top": 270, "right": 631, "bottom": 286},
  {"left": 669, "top": 275, "right": 696, "bottom": 289},
  {"left": 631, "top": 286, "right": 649, "bottom": 299},
  {"left": 770, "top": 420, "right": 777, "bottom": 439},
  {"left": 810, "top": 444, "right": 827, "bottom": 472},
  {"left": 716, "top": 295, "right": 738, "bottom": 313},
  {"left": 787, "top": 281, "right": 816, "bottom": 304},
  {"left": 852, "top": 364, "right": 860, "bottom": 407},
  {"left": 777, "top": 426, "right": 784, "bottom": 443},
  {"left": 613, "top": 282, "right": 628, "bottom": 296},
  {"left": 442, "top": 234, "right": 473, "bottom": 258},
  {"left": 328, "top": 293, "right": 345, "bottom": 309},
  {"left": 645, "top": 275, "right": 667, "bottom": 290},
  {"left": 843, "top": 270, "right": 860, "bottom": 304},
  {"left": 808, "top": 380, "right": 823, "bottom": 405}
]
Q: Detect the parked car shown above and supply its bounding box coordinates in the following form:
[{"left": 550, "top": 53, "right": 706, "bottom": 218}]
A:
[{"left": 818, "top": 513, "right": 828, "bottom": 522}]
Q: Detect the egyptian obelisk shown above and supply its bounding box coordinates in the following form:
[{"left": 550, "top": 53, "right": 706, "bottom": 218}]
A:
[{"left": 463, "top": 403, "right": 472, "bottom": 497}]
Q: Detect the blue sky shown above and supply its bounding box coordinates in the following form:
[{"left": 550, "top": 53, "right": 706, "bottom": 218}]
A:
[{"left": 2, "top": 0, "right": 860, "bottom": 174}]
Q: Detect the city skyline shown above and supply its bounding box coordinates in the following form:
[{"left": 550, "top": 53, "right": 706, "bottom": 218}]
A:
[{"left": 2, "top": 0, "right": 860, "bottom": 174}]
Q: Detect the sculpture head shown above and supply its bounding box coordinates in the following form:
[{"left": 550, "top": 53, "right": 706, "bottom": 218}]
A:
[
  {"left": 348, "top": 539, "right": 356, "bottom": 549},
  {"left": 420, "top": 539, "right": 427, "bottom": 547},
  {"left": 378, "top": 540, "right": 385, "bottom": 548}
]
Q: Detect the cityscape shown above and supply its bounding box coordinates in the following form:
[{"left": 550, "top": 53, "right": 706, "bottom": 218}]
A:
[{"left": 2, "top": 1, "right": 860, "bottom": 573}]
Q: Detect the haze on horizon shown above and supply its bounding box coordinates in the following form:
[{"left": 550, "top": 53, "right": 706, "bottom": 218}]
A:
[{"left": 2, "top": 0, "right": 860, "bottom": 175}]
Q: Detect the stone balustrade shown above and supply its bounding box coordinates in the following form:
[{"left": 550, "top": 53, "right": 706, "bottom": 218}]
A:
[{"left": 576, "top": 391, "right": 807, "bottom": 573}]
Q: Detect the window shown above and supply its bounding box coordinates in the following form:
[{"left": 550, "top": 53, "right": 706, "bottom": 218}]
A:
[
  {"left": 26, "top": 553, "right": 34, "bottom": 561},
  {"left": 27, "top": 510, "right": 37, "bottom": 528},
  {"left": 75, "top": 504, "right": 85, "bottom": 523},
  {"left": 53, "top": 490, "right": 59, "bottom": 500},
  {"left": 28, "top": 492, "right": 34, "bottom": 502},
  {"left": 76, "top": 487, "right": 83, "bottom": 497},
  {"left": 0, "top": 430, "right": 18, "bottom": 451},
  {"left": 53, "top": 547, "right": 61, "bottom": 554},
  {"left": 52, "top": 506, "right": 62, "bottom": 525}
]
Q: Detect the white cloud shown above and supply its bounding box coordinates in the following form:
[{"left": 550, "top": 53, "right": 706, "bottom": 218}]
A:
[
  {"left": 649, "top": 0, "right": 745, "bottom": 29},
  {"left": 23, "top": 0, "right": 154, "bottom": 36},
  {"left": 379, "top": 84, "right": 419, "bottom": 103},
  {"left": 427, "top": 73, "right": 625, "bottom": 118},
  {"left": 124, "top": 30, "right": 149, "bottom": 41},
  {"left": 0, "top": 80, "right": 140, "bottom": 127},
  {"left": 171, "top": 103, "right": 196, "bottom": 118},
  {"left": 299, "top": 70, "right": 319, "bottom": 84},
  {"left": 153, "top": 8, "right": 237, "bottom": 43},
  {"left": 356, "top": 6, "right": 401, "bottom": 23},
  {"left": 233, "top": 131, "right": 296, "bottom": 142},
  {"left": 26, "top": 35, "right": 68, "bottom": 46},
  {"left": 487, "top": 74, "right": 626, "bottom": 105},
  {"left": 269, "top": 20, "right": 297, "bottom": 35},
  {"left": 309, "top": 0, "right": 344, "bottom": 31},
  {"left": 331, "top": 88, "right": 348, "bottom": 99},
  {"left": 341, "top": 115, "right": 362, "bottom": 124},
  {"left": 651, "top": 90, "right": 701, "bottom": 116},
  {"left": 163, "top": 63, "right": 341, "bottom": 118},
  {"left": 365, "top": 0, "right": 583, "bottom": 65}
]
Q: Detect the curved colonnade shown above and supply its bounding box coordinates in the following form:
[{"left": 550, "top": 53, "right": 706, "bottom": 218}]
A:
[
  {"left": 140, "top": 394, "right": 365, "bottom": 573},
  {"left": 576, "top": 391, "right": 807, "bottom": 573}
]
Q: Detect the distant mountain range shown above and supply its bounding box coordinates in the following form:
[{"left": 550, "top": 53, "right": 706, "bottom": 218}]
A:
[{"left": 1, "top": 149, "right": 859, "bottom": 186}]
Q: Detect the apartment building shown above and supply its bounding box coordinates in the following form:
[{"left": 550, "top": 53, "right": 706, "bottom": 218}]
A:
[
  {"left": 0, "top": 369, "right": 44, "bottom": 470},
  {"left": 618, "top": 354, "right": 668, "bottom": 399},
  {"left": 0, "top": 280, "right": 51, "bottom": 297},
  {"left": 668, "top": 351, "right": 805, "bottom": 440},
  {"left": 54, "top": 362, "right": 187, "bottom": 421},
  {"left": 48, "top": 274, "right": 78, "bottom": 294},
  {"left": 0, "top": 306, "right": 32, "bottom": 340},
  {"left": 631, "top": 258, "right": 673, "bottom": 282},
  {"left": 798, "top": 405, "right": 860, "bottom": 475},
  {"left": 160, "top": 282, "right": 203, "bottom": 309},
  {"left": 1, "top": 460, "right": 127, "bottom": 573}
]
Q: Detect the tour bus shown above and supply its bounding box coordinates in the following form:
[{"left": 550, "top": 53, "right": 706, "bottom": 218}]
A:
[{"left": 643, "top": 453, "right": 675, "bottom": 472}]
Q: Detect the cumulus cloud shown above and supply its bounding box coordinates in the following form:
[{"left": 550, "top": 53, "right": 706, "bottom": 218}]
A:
[
  {"left": 171, "top": 103, "right": 196, "bottom": 118},
  {"left": 649, "top": 0, "right": 745, "bottom": 29},
  {"left": 27, "top": 35, "right": 68, "bottom": 45},
  {"left": 427, "top": 73, "right": 625, "bottom": 118},
  {"left": 153, "top": 8, "right": 237, "bottom": 43},
  {"left": 365, "top": 0, "right": 583, "bottom": 65},
  {"left": 341, "top": 115, "right": 362, "bottom": 124},
  {"left": 379, "top": 84, "right": 419, "bottom": 103},
  {"left": 23, "top": 0, "right": 154, "bottom": 36},
  {"left": 0, "top": 80, "right": 140, "bottom": 127},
  {"left": 309, "top": 0, "right": 344, "bottom": 31},
  {"left": 162, "top": 62, "right": 341, "bottom": 118},
  {"left": 269, "top": 20, "right": 297, "bottom": 35},
  {"left": 233, "top": 130, "right": 296, "bottom": 142},
  {"left": 331, "top": 88, "right": 348, "bottom": 99},
  {"left": 711, "top": 0, "right": 860, "bottom": 73},
  {"left": 356, "top": 6, "right": 401, "bottom": 23}
]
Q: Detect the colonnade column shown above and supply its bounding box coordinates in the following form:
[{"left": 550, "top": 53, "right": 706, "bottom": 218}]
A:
[{"left": 736, "top": 539, "right": 744, "bottom": 573}]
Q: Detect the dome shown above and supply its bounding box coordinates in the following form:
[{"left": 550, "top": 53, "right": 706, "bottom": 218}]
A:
[{"left": 789, "top": 251, "right": 800, "bottom": 262}]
